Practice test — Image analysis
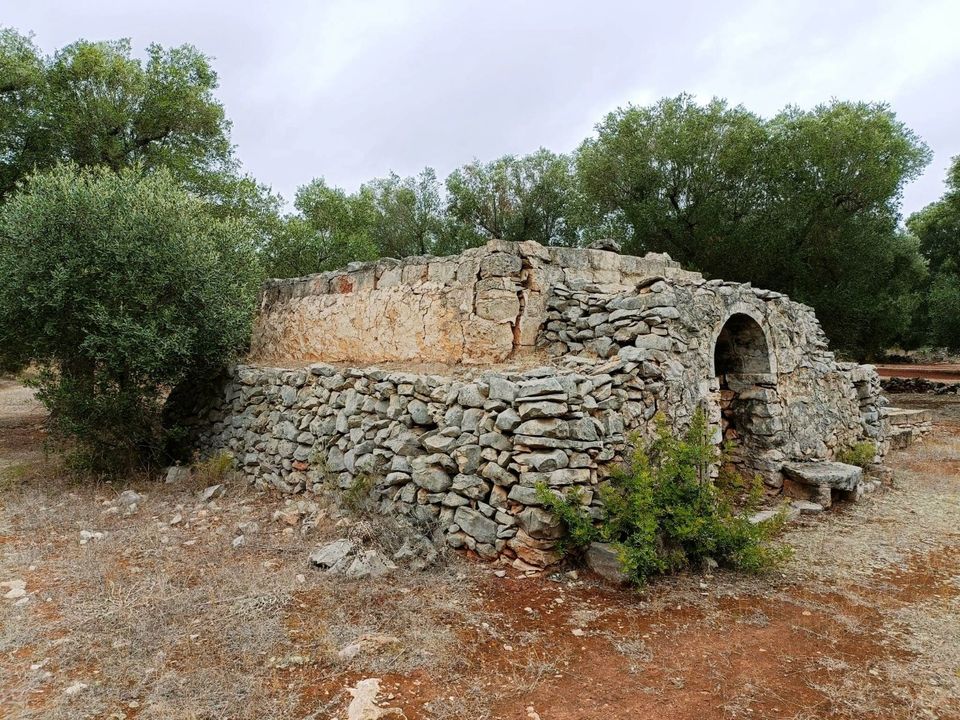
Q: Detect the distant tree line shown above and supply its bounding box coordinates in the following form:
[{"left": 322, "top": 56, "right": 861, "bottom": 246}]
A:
[{"left": 0, "top": 28, "right": 957, "bottom": 469}]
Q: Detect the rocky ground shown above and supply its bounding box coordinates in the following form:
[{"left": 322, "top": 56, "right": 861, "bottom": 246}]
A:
[{"left": 1, "top": 379, "right": 958, "bottom": 720}]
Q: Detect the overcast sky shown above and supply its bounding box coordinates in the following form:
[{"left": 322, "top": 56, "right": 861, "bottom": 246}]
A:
[{"left": 7, "top": 0, "right": 960, "bottom": 216}]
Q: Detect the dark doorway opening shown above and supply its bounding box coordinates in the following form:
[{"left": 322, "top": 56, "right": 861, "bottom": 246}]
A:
[{"left": 713, "top": 314, "right": 778, "bottom": 476}]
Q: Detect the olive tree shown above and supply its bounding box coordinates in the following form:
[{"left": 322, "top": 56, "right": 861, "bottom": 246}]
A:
[
  {"left": 0, "top": 164, "right": 261, "bottom": 471},
  {"left": 0, "top": 28, "right": 234, "bottom": 199}
]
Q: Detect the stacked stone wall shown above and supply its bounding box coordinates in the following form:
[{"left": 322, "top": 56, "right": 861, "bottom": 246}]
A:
[
  {"left": 194, "top": 362, "right": 644, "bottom": 567},
  {"left": 189, "top": 241, "right": 891, "bottom": 566}
]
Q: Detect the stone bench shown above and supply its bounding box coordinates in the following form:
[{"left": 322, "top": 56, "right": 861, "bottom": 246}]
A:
[{"left": 782, "top": 461, "right": 863, "bottom": 508}]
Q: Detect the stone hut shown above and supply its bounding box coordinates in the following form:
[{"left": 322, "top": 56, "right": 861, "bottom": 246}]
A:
[{"left": 189, "top": 240, "right": 889, "bottom": 567}]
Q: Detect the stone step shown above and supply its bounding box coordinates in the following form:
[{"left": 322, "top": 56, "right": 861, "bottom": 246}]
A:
[
  {"left": 781, "top": 461, "right": 863, "bottom": 491},
  {"left": 887, "top": 407, "right": 933, "bottom": 426},
  {"left": 889, "top": 427, "right": 915, "bottom": 451}
]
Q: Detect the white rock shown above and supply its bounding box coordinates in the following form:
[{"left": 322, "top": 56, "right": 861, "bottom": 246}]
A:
[
  {"left": 200, "top": 484, "right": 225, "bottom": 501},
  {"left": 79, "top": 530, "right": 105, "bottom": 545},
  {"left": 117, "top": 489, "right": 143, "bottom": 507},
  {"left": 2, "top": 579, "right": 26, "bottom": 599},
  {"left": 309, "top": 539, "right": 356, "bottom": 570},
  {"left": 345, "top": 677, "right": 404, "bottom": 720},
  {"left": 165, "top": 466, "right": 192, "bottom": 484}
]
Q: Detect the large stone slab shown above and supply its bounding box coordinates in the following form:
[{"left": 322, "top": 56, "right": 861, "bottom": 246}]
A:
[{"left": 782, "top": 461, "right": 862, "bottom": 491}]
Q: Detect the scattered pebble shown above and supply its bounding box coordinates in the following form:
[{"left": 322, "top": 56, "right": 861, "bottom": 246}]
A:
[{"left": 79, "top": 530, "right": 106, "bottom": 545}]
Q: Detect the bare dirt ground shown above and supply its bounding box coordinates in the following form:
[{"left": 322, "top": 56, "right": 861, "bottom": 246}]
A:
[
  {"left": 1, "top": 378, "right": 959, "bottom": 720},
  {"left": 876, "top": 364, "right": 960, "bottom": 383}
]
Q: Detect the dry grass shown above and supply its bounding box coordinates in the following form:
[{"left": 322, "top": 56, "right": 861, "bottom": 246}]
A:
[
  {"left": 0, "top": 457, "right": 491, "bottom": 720},
  {"left": 2, "top": 382, "right": 960, "bottom": 719}
]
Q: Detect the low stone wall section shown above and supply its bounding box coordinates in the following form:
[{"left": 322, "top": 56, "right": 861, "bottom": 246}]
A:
[{"left": 194, "top": 362, "right": 654, "bottom": 568}]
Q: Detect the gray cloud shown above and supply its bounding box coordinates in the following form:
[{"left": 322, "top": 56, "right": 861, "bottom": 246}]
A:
[{"left": 7, "top": 0, "right": 959, "bottom": 215}]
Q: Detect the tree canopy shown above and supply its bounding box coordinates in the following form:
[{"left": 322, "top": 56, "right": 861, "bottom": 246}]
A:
[
  {"left": 576, "top": 96, "right": 931, "bottom": 357},
  {"left": 0, "top": 27, "right": 234, "bottom": 200},
  {"left": 2, "top": 26, "right": 957, "bottom": 379},
  {"left": 908, "top": 156, "right": 960, "bottom": 349},
  {"left": 0, "top": 164, "right": 261, "bottom": 469}
]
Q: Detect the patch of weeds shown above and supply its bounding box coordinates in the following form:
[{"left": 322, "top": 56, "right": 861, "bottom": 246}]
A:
[
  {"left": 192, "top": 450, "right": 237, "bottom": 485},
  {"left": 0, "top": 462, "right": 31, "bottom": 489},
  {"left": 538, "top": 408, "right": 792, "bottom": 585},
  {"left": 308, "top": 448, "right": 331, "bottom": 477},
  {"left": 341, "top": 473, "right": 375, "bottom": 516},
  {"left": 836, "top": 441, "right": 876, "bottom": 468}
]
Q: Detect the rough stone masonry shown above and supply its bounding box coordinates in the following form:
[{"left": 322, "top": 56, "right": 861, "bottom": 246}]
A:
[{"left": 184, "top": 240, "right": 890, "bottom": 568}]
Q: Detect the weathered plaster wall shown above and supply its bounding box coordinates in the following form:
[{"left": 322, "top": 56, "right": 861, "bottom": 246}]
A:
[{"left": 249, "top": 240, "right": 694, "bottom": 365}]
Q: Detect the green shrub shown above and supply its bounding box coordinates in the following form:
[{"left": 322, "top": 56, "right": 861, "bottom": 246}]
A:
[
  {"left": 538, "top": 408, "right": 790, "bottom": 585},
  {"left": 0, "top": 164, "right": 262, "bottom": 473},
  {"left": 341, "top": 473, "right": 375, "bottom": 516},
  {"left": 536, "top": 486, "right": 595, "bottom": 555},
  {"left": 192, "top": 451, "right": 237, "bottom": 486},
  {"left": 836, "top": 441, "right": 876, "bottom": 468}
]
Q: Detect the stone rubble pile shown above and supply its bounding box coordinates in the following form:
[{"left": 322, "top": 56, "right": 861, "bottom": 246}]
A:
[{"left": 881, "top": 376, "right": 960, "bottom": 395}]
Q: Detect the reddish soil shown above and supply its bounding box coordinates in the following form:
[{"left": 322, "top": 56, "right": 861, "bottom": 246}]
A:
[
  {"left": 3, "top": 380, "right": 959, "bottom": 720},
  {"left": 281, "top": 548, "right": 960, "bottom": 720},
  {"left": 876, "top": 363, "right": 960, "bottom": 382}
]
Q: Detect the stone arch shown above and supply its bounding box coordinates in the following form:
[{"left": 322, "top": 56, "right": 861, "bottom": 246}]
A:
[
  {"left": 710, "top": 306, "right": 776, "bottom": 378},
  {"left": 713, "top": 313, "right": 773, "bottom": 377},
  {"left": 710, "top": 310, "right": 782, "bottom": 481}
]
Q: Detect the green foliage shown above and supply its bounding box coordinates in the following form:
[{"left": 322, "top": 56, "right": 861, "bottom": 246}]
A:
[
  {"left": 0, "top": 164, "right": 261, "bottom": 472},
  {"left": 926, "top": 271, "right": 960, "bottom": 350},
  {"left": 577, "top": 95, "right": 930, "bottom": 358},
  {"left": 0, "top": 28, "right": 234, "bottom": 200},
  {"left": 261, "top": 178, "right": 378, "bottom": 278},
  {"left": 908, "top": 156, "right": 960, "bottom": 278},
  {"left": 836, "top": 441, "right": 876, "bottom": 469},
  {"left": 535, "top": 484, "right": 595, "bottom": 553},
  {"left": 364, "top": 168, "right": 449, "bottom": 257},
  {"left": 446, "top": 148, "right": 578, "bottom": 247},
  {"left": 3, "top": 25, "right": 944, "bottom": 359},
  {"left": 540, "top": 409, "right": 790, "bottom": 585},
  {"left": 908, "top": 157, "right": 960, "bottom": 351}
]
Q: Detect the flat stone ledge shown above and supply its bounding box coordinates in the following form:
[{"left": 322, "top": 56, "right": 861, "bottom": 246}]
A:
[
  {"left": 886, "top": 407, "right": 933, "bottom": 425},
  {"left": 781, "top": 461, "right": 863, "bottom": 491}
]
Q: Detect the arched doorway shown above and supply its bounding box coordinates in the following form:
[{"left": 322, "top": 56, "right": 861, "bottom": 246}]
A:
[
  {"left": 714, "top": 314, "right": 772, "bottom": 377},
  {"left": 712, "top": 313, "right": 781, "bottom": 479}
]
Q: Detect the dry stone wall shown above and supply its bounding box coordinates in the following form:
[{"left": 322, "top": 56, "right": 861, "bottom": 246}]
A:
[
  {"left": 189, "top": 240, "right": 891, "bottom": 567},
  {"left": 250, "top": 240, "right": 693, "bottom": 365}
]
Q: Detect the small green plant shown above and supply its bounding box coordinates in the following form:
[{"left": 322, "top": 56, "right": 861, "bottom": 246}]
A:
[
  {"left": 341, "top": 473, "right": 375, "bottom": 516},
  {"left": 539, "top": 408, "right": 791, "bottom": 585},
  {"left": 536, "top": 485, "right": 595, "bottom": 554},
  {"left": 836, "top": 441, "right": 876, "bottom": 468},
  {"left": 192, "top": 451, "right": 236, "bottom": 485}
]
